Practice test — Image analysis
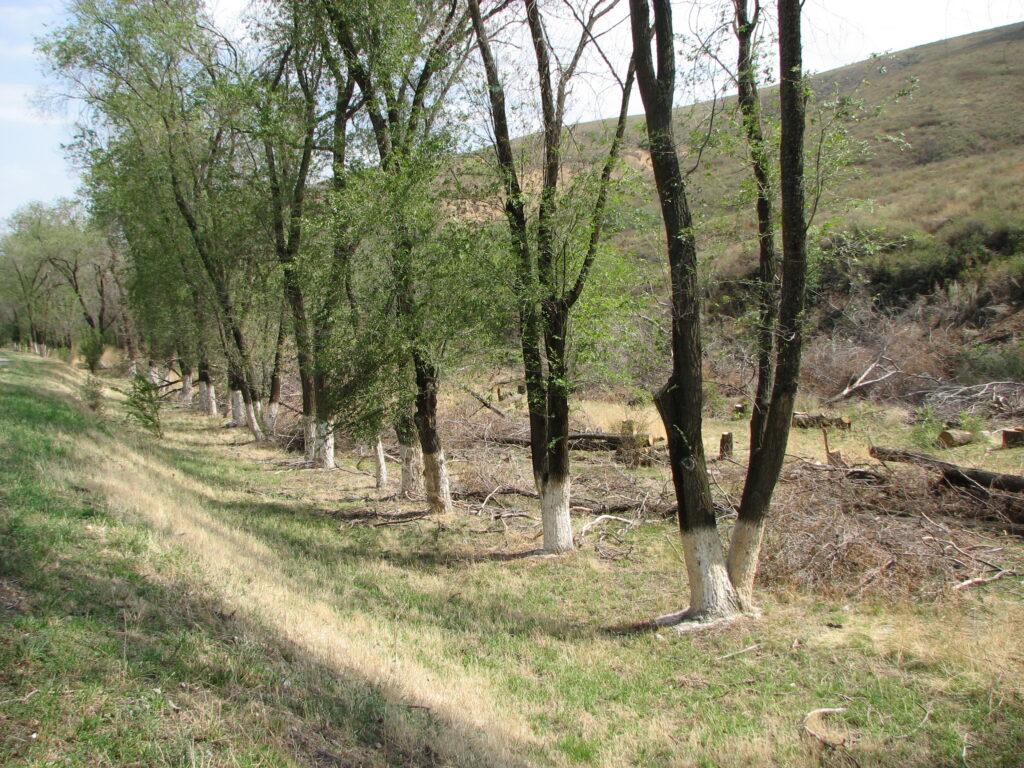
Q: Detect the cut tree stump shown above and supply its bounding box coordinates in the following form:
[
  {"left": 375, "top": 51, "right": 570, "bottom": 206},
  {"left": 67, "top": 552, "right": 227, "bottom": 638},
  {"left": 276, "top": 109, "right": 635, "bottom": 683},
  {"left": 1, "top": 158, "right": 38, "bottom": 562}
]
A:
[
  {"left": 937, "top": 429, "right": 973, "bottom": 448},
  {"left": 1002, "top": 429, "right": 1024, "bottom": 449},
  {"left": 719, "top": 432, "right": 733, "bottom": 459}
]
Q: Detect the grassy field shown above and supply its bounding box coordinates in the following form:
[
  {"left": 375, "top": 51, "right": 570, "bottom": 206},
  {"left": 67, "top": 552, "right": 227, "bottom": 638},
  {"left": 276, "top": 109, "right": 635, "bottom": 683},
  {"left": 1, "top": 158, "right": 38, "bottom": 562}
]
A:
[{"left": 2, "top": 352, "right": 1024, "bottom": 767}]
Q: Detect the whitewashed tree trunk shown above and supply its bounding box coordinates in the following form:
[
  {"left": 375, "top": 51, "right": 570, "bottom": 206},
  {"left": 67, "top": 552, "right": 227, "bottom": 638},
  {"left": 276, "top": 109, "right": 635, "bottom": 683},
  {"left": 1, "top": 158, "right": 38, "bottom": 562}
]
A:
[
  {"left": 540, "top": 477, "right": 574, "bottom": 553},
  {"left": 313, "top": 421, "right": 335, "bottom": 469},
  {"left": 180, "top": 373, "right": 194, "bottom": 405},
  {"left": 128, "top": 359, "right": 140, "bottom": 377},
  {"left": 206, "top": 383, "right": 218, "bottom": 417},
  {"left": 422, "top": 449, "right": 452, "bottom": 515},
  {"left": 726, "top": 518, "right": 766, "bottom": 612},
  {"left": 265, "top": 401, "right": 280, "bottom": 434},
  {"left": 245, "top": 399, "right": 265, "bottom": 441},
  {"left": 197, "top": 381, "right": 209, "bottom": 412},
  {"left": 373, "top": 437, "right": 388, "bottom": 489},
  {"left": 399, "top": 441, "right": 423, "bottom": 497},
  {"left": 148, "top": 365, "right": 161, "bottom": 386},
  {"left": 230, "top": 390, "right": 244, "bottom": 425},
  {"left": 304, "top": 419, "right": 316, "bottom": 463},
  {"left": 678, "top": 527, "right": 740, "bottom": 621}
]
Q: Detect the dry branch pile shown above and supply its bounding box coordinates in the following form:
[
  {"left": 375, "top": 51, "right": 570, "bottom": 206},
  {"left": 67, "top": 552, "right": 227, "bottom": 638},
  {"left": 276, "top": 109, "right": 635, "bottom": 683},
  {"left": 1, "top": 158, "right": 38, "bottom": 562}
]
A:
[{"left": 759, "top": 462, "right": 1022, "bottom": 599}]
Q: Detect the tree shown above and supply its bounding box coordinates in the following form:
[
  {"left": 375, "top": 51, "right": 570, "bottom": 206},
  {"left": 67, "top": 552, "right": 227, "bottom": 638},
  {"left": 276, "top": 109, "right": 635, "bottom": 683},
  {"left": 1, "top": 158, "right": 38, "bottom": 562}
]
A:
[
  {"left": 628, "top": 0, "right": 808, "bottom": 622},
  {"left": 43, "top": 0, "right": 279, "bottom": 439},
  {"left": 317, "top": 0, "right": 478, "bottom": 514},
  {"left": 468, "top": 0, "right": 635, "bottom": 552}
]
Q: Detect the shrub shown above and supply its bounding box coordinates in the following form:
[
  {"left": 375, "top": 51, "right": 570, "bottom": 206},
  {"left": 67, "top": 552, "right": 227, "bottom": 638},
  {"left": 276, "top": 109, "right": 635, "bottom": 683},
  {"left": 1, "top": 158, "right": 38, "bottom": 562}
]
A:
[
  {"left": 124, "top": 374, "right": 162, "bottom": 437},
  {"left": 80, "top": 375, "right": 105, "bottom": 415},
  {"left": 80, "top": 330, "right": 105, "bottom": 374}
]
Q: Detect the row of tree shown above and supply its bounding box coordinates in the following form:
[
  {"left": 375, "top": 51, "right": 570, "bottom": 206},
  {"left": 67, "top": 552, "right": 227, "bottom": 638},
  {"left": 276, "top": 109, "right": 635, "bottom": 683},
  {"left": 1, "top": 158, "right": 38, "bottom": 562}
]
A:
[{"left": 1, "top": 0, "right": 808, "bottom": 624}]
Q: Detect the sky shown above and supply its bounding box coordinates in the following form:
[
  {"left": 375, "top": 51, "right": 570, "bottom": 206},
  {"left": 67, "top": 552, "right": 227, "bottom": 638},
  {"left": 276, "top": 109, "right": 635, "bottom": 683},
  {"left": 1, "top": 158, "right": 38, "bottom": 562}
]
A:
[{"left": 0, "top": 0, "right": 1022, "bottom": 223}]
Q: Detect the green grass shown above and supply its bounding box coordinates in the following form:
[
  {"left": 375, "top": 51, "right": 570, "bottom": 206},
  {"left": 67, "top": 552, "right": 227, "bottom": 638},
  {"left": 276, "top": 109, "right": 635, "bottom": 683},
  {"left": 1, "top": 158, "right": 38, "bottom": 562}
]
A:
[
  {"left": 0, "top": 357, "right": 428, "bottom": 767},
  {"left": 3, "top": 353, "right": 1024, "bottom": 767}
]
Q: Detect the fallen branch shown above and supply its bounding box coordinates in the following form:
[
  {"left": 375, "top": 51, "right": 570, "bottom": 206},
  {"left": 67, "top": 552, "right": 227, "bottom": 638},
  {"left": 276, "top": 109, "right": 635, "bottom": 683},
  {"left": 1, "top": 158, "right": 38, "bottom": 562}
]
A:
[
  {"left": 802, "top": 707, "right": 848, "bottom": 748},
  {"left": 715, "top": 643, "right": 761, "bottom": 661},
  {"left": 578, "top": 515, "right": 636, "bottom": 539},
  {"left": 462, "top": 386, "right": 509, "bottom": 419},
  {"left": 826, "top": 355, "right": 901, "bottom": 403},
  {"left": 953, "top": 570, "right": 1017, "bottom": 591},
  {"left": 869, "top": 446, "right": 1024, "bottom": 495}
]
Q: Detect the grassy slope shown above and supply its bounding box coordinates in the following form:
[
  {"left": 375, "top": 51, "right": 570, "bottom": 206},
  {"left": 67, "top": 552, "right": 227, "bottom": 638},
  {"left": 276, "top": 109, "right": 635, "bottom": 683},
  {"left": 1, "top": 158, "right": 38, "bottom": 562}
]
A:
[{"left": 3, "top": 353, "right": 1024, "bottom": 767}]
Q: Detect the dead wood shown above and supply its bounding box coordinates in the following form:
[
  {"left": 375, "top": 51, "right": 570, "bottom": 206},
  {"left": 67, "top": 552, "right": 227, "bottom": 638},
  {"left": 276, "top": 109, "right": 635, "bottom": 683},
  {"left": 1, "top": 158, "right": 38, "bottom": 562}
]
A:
[
  {"left": 485, "top": 432, "right": 627, "bottom": 450},
  {"left": 792, "top": 413, "right": 851, "bottom": 430},
  {"left": 937, "top": 429, "right": 973, "bottom": 448},
  {"left": 869, "top": 446, "right": 1024, "bottom": 495},
  {"left": 462, "top": 386, "right": 509, "bottom": 419},
  {"left": 1002, "top": 428, "right": 1024, "bottom": 449}
]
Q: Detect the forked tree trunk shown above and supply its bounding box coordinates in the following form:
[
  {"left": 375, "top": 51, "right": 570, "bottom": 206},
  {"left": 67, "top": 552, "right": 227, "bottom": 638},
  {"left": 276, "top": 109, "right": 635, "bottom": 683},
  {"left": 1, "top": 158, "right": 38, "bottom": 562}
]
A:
[
  {"left": 396, "top": 413, "right": 424, "bottom": 497},
  {"left": 373, "top": 437, "right": 388, "bottom": 489},
  {"left": 631, "top": 0, "right": 743, "bottom": 622},
  {"left": 729, "top": 0, "right": 809, "bottom": 610}
]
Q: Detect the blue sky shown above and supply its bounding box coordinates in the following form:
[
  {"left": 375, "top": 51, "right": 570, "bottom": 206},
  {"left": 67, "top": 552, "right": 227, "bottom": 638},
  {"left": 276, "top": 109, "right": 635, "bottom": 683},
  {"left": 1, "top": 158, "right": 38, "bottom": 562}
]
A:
[{"left": 1, "top": 0, "right": 1022, "bottom": 225}]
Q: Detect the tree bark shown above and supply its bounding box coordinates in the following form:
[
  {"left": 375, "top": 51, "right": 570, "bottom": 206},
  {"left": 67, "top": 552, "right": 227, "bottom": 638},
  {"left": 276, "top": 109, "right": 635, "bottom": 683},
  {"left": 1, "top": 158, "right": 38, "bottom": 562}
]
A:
[
  {"left": 413, "top": 354, "right": 451, "bottom": 515},
  {"left": 632, "top": 0, "right": 739, "bottom": 620},
  {"left": 373, "top": 436, "right": 388, "bottom": 489},
  {"left": 396, "top": 411, "right": 424, "bottom": 497}
]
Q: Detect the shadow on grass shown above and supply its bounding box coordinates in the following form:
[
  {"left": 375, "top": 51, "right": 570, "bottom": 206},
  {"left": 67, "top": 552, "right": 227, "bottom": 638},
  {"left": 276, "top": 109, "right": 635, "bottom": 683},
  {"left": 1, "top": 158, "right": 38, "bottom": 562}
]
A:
[{"left": 1, "top": 368, "right": 539, "bottom": 768}]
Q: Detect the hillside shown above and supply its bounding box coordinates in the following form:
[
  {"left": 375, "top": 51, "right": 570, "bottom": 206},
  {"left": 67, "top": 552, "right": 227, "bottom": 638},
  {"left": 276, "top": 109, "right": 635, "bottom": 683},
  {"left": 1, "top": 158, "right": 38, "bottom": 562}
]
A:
[{"left": 564, "top": 22, "right": 1024, "bottom": 260}]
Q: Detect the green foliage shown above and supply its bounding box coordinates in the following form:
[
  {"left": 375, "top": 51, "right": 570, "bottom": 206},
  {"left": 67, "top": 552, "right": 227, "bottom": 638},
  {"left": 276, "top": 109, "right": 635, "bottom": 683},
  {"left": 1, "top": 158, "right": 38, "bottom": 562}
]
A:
[
  {"left": 958, "top": 342, "right": 1024, "bottom": 383},
  {"left": 910, "top": 407, "right": 943, "bottom": 450},
  {"left": 80, "top": 328, "right": 105, "bottom": 373},
  {"left": 124, "top": 374, "right": 162, "bottom": 437},
  {"left": 80, "top": 375, "right": 105, "bottom": 415}
]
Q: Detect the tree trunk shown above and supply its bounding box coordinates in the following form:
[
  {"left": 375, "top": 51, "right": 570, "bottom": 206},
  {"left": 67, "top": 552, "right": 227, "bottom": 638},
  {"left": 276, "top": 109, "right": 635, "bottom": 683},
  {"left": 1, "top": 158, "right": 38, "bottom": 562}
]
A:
[
  {"left": 313, "top": 421, "right": 335, "bottom": 469},
  {"left": 179, "top": 359, "right": 194, "bottom": 405},
  {"left": 265, "top": 401, "right": 280, "bottom": 435},
  {"left": 412, "top": 355, "right": 452, "bottom": 515},
  {"left": 245, "top": 396, "right": 265, "bottom": 442},
  {"left": 230, "top": 389, "right": 244, "bottom": 426},
  {"left": 396, "top": 412, "right": 424, "bottom": 497},
  {"left": 539, "top": 312, "right": 574, "bottom": 552},
  {"left": 540, "top": 476, "right": 573, "bottom": 553},
  {"left": 729, "top": 0, "right": 809, "bottom": 607},
  {"left": 304, "top": 419, "right": 317, "bottom": 463},
  {"left": 631, "top": 0, "right": 741, "bottom": 621},
  {"left": 373, "top": 436, "right": 388, "bottom": 489}
]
